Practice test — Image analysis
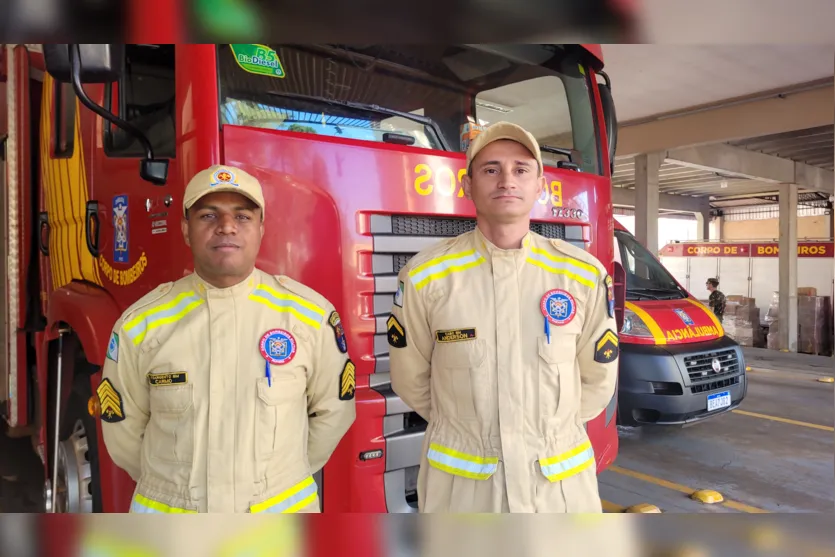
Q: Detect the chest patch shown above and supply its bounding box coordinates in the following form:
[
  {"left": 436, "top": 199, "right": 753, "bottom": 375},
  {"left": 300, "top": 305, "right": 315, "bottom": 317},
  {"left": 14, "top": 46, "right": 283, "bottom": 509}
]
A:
[
  {"left": 259, "top": 328, "right": 297, "bottom": 365},
  {"left": 435, "top": 328, "right": 477, "bottom": 343},
  {"left": 540, "top": 289, "right": 577, "bottom": 326}
]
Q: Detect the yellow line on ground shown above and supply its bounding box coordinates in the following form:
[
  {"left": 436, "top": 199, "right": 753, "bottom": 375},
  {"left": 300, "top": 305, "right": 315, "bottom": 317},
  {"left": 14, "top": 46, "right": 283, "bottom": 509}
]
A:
[
  {"left": 601, "top": 500, "right": 625, "bottom": 512},
  {"left": 746, "top": 367, "right": 834, "bottom": 382},
  {"left": 608, "top": 465, "right": 769, "bottom": 514},
  {"left": 731, "top": 409, "right": 835, "bottom": 432}
]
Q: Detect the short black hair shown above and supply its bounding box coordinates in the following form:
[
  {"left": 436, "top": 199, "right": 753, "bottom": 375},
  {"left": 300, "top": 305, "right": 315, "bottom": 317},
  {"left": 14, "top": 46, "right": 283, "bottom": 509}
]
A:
[{"left": 707, "top": 278, "right": 719, "bottom": 288}]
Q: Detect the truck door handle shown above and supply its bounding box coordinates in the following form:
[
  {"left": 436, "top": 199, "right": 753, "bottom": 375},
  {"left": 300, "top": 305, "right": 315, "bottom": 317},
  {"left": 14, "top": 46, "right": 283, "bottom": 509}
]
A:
[
  {"left": 38, "top": 211, "right": 50, "bottom": 256},
  {"left": 85, "top": 200, "right": 100, "bottom": 258}
]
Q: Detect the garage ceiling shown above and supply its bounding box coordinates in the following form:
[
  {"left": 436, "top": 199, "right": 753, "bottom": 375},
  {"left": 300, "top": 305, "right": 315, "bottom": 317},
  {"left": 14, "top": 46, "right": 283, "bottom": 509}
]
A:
[{"left": 601, "top": 44, "right": 835, "bottom": 123}]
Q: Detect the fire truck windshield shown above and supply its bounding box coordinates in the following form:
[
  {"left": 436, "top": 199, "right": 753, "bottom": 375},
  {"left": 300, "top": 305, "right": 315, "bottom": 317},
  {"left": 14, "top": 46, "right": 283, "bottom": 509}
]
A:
[{"left": 216, "top": 44, "right": 601, "bottom": 174}]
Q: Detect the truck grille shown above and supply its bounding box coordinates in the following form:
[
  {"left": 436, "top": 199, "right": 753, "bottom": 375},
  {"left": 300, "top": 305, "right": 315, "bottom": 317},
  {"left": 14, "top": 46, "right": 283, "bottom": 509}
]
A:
[
  {"left": 684, "top": 348, "right": 741, "bottom": 393},
  {"left": 368, "top": 213, "right": 586, "bottom": 512}
]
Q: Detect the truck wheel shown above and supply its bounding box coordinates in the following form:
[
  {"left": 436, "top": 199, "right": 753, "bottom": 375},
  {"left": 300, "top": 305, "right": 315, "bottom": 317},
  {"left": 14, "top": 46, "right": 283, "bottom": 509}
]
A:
[{"left": 45, "top": 374, "right": 102, "bottom": 513}]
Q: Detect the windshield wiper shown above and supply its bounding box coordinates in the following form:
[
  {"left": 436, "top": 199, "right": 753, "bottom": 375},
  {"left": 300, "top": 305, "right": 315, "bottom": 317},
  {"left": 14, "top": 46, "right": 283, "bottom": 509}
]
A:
[
  {"left": 264, "top": 91, "right": 451, "bottom": 151},
  {"left": 626, "top": 289, "right": 661, "bottom": 300}
]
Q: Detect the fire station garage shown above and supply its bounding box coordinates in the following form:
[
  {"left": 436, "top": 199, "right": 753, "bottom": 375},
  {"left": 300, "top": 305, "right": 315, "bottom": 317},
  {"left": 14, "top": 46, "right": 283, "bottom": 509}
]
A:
[{"left": 592, "top": 44, "right": 834, "bottom": 514}]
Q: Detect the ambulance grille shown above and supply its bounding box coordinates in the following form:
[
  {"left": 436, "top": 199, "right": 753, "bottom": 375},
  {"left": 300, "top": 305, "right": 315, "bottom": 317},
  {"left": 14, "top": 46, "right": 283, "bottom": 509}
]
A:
[
  {"left": 367, "top": 213, "right": 588, "bottom": 512},
  {"left": 684, "top": 348, "right": 741, "bottom": 390}
]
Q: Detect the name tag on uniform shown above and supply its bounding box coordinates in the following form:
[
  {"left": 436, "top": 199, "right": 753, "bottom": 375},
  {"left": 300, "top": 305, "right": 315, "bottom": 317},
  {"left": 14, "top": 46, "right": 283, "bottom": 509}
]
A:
[
  {"left": 435, "top": 328, "right": 477, "bottom": 343},
  {"left": 147, "top": 372, "right": 188, "bottom": 386}
]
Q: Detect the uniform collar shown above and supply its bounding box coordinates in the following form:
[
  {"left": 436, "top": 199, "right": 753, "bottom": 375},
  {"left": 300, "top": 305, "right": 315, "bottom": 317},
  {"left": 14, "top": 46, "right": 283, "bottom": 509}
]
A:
[
  {"left": 473, "top": 224, "right": 532, "bottom": 260},
  {"left": 191, "top": 267, "right": 261, "bottom": 299}
]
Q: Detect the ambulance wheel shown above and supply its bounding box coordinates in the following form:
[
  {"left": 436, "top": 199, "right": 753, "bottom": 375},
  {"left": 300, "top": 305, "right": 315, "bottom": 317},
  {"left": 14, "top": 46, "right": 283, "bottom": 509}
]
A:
[{"left": 46, "top": 372, "right": 102, "bottom": 513}]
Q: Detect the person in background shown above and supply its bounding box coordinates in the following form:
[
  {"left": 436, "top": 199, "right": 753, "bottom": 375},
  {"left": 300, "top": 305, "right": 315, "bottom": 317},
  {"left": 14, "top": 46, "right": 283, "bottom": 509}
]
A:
[
  {"left": 706, "top": 278, "right": 726, "bottom": 322},
  {"left": 97, "top": 164, "right": 356, "bottom": 513}
]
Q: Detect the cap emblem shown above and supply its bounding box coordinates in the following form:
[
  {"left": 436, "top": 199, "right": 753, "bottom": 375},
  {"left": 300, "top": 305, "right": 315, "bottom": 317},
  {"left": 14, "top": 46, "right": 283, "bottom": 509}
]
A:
[{"left": 210, "top": 168, "right": 239, "bottom": 187}]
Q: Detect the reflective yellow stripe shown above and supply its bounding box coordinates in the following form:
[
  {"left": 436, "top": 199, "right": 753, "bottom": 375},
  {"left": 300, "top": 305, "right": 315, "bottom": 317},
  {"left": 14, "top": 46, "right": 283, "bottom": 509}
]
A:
[
  {"left": 539, "top": 440, "right": 595, "bottom": 482},
  {"left": 427, "top": 443, "right": 498, "bottom": 480},
  {"left": 250, "top": 476, "right": 318, "bottom": 514},
  {"left": 248, "top": 284, "right": 324, "bottom": 329},
  {"left": 130, "top": 493, "right": 197, "bottom": 513},
  {"left": 624, "top": 301, "right": 667, "bottom": 345},
  {"left": 408, "top": 249, "right": 485, "bottom": 291},
  {"left": 124, "top": 291, "right": 204, "bottom": 345},
  {"left": 685, "top": 297, "right": 725, "bottom": 336},
  {"left": 527, "top": 247, "right": 599, "bottom": 288}
]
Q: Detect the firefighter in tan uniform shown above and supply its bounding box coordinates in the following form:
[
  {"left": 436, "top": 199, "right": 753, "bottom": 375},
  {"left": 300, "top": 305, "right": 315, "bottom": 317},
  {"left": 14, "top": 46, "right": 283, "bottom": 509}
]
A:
[
  {"left": 389, "top": 122, "right": 619, "bottom": 513},
  {"left": 97, "top": 164, "right": 356, "bottom": 513}
]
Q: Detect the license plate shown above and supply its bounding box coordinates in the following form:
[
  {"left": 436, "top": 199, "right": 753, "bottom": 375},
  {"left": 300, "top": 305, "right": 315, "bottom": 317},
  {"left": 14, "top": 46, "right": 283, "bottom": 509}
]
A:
[{"left": 707, "top": 390, "right": 731, "bottom": 412}]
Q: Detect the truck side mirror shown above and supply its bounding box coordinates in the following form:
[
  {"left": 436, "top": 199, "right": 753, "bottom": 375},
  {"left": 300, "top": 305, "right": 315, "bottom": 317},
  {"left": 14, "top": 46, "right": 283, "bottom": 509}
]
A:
[
  {"left": 43, "top": 44, "right": 124, "bottom": 84},
  {"left": 597, "top": 71, "right": 618, "bottom": 176},
  {"left": 43, "top": 44, "right": 168, "bottom": 186},
  {"left": 613, "top": 261, "right": 627, "bottom": 333}
]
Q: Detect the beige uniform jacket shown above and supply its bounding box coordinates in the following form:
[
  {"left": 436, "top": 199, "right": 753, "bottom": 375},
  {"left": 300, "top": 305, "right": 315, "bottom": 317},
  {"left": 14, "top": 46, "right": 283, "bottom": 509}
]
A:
[
  {"left": 98, "top": 268, "right": 356, "bottom": 513},
  {"left": 389, "top": 227, "right": 619, "bottom": 513}
]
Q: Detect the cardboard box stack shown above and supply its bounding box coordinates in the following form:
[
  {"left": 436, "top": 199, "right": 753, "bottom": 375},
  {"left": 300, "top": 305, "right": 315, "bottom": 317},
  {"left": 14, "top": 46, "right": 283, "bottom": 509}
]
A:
[
  {"left": 765, "top": 288, "right": 833, "bottom": 355},
  {"left": 798, "top": 295, "right": 832, "bottom": 356},
  {"left": 722, "top": 295, "right": 765, "bottom": 347}
]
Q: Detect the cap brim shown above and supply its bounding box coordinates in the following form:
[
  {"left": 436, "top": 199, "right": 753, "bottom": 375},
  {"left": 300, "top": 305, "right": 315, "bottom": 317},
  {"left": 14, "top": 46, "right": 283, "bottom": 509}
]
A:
[{"left": 184, "top": 186, "right": 265, "bottom": 216}]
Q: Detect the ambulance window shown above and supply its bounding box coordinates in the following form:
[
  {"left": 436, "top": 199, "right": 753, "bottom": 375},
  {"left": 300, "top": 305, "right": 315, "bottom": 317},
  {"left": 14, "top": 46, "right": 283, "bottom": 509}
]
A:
[
  {"left": 103, "top": 44, "right": 176, "bottom": 159},
  {"left": 53, "top": 81, "right": 76, "bottom": 158}
]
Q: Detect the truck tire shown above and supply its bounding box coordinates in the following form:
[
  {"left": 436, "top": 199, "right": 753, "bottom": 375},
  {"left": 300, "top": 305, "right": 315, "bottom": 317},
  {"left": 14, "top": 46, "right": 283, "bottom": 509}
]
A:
[{"left": 49, "top": 372, "right": 102, "bottom": 513}]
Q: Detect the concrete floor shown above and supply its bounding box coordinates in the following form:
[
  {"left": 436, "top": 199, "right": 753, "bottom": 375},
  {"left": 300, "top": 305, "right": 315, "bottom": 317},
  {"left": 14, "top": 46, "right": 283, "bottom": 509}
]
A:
[
  {"left": 1, "top": 348, "right": 833, "bottom": 515},
  {"left": 600, "top": 347, "right": 834, "bottom": 514}
]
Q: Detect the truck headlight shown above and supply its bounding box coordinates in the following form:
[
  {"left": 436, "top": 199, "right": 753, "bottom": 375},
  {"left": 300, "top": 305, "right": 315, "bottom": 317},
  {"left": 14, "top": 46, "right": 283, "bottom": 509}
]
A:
[{"left": 621, "top": 309, "right": 654, "bottom": 338}]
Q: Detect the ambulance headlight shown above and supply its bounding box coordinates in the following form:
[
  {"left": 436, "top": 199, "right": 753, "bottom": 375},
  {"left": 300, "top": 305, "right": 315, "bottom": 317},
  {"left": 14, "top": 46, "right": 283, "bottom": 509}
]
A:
[{"left": 621, "top": 309, "right": 654, "bottom": 338}]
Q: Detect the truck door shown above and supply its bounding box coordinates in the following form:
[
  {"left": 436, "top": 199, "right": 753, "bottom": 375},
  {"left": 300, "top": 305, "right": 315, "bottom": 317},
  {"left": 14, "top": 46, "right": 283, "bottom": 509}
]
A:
[{"left": 92, "top": 44, "right": 179, "bottom": 297}]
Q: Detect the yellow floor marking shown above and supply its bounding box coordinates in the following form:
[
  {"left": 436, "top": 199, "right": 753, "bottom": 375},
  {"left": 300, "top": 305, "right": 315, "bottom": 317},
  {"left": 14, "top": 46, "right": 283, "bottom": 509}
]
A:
[
  {"left": 746, "top": 367, "right": 835, "bottom": 383},
  {"left": 608, "top": 465, "right": 769, "bottom": 514},
  {"left": 731, "top": 409, "right": 835, "bottom": 432},
  {"left": 601, "top": 500, "right": 625, "bottom": 512}
]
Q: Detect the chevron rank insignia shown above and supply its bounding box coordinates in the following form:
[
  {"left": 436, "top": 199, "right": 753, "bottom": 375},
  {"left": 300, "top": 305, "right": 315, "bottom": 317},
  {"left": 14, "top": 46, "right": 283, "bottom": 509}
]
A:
[
  {"left": 96, "top": 378, "right": 126, "bottom": 423},
  {"left": 594, "top": 330, "right": 619, "bottom": 364},
  {"left": 387, "top": 314, "right": 406, "bottom": 348},
  {"left": 339, "top": 359, "right": 356, "bottom": 401}
]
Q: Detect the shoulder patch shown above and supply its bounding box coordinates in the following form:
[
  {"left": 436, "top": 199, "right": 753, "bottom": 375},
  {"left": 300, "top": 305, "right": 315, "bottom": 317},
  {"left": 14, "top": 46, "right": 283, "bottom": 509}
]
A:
[
  {"left": 594, "top": 330, "right": 619, "bottom": 364},
  {"left": 328, "top": 311, "right": 348, "bottom": 353},
  {"left": 97, "top": 378, "right": 126, "bottom": 423},
  {"left": 106, "top": 332, "right": 119, "bottom": 363},
  {"left": 387, "top": 314, "right": 407, "bottom": 348},
  {"left": 393, "top": 280, "right": 404, "bottom": 308},
  {"left": 339, "top": 359, "right": 356, "bottom": 401}
]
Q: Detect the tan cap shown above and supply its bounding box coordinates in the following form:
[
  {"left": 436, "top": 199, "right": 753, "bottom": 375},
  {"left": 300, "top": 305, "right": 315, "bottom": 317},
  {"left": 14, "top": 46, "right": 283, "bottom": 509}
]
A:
[
  {"left": 465, "top": 121, "right": 543, "bottom": 174},
  {"left": 183, "top": 165, "right": 266, "bottom": 218}
]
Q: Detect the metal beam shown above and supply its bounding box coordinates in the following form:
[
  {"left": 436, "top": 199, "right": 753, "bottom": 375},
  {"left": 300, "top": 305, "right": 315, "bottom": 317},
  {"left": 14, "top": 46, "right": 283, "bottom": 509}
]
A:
[
  {"left": 615, "top": 81, "right": 834, "bottom": 158},
  {"left": 611, "top": 186, "right": 709, "bottom": 214},
  {"left": 664, "top": 143, "right": 834, "bottom": 194}
]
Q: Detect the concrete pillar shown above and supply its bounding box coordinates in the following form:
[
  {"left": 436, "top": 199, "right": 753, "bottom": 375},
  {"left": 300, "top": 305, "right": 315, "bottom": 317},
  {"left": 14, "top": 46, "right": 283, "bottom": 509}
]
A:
[
  {"left": 694, "top": 210, "right": 710, "bottom": 241},
  {"left": 709, "top": 215, "right": 724, "bottom": 241},
  {"left": 778, "top": 184, "right": 798, "bottom": 352},
  {"left": 634, "top": 152, "right": 661, "bottom": 252}
]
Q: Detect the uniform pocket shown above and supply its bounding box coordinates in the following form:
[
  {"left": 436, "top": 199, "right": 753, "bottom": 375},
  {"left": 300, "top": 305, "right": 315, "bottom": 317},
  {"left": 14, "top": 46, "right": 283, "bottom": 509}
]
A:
[
  {"left": 538, "top": 336, "right": 575, "bottom": 421},
  {"left": 431, "top": 339, "right": 486, "bottom": 421},
  {"left": 255, "top": 371, "right": 307, "bottom": 459},
  {"left": 148, "top": 383, "right": 194, "bottom": 464}
]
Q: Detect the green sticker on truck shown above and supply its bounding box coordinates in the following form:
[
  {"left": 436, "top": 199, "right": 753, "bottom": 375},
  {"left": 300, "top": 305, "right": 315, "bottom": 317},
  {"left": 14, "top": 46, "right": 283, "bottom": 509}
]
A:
[{"left": 229, "top": 44, "right": 285, "bottom": 78}]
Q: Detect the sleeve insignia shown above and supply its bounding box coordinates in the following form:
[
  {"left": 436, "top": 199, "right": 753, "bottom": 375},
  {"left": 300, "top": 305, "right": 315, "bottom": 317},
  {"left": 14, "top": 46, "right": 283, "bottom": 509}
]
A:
[
  {"left": 106, "top": 332, "right": 119, "bottom": 362},
  {"left": 339, "top": 359, "right": 356, "bottom": 401},
  {"left": 96, "top": 378, "right": 126, "bottom": 423},
  {"left": 328, "top": 311, "right": 348, "bottom": 354},
  {"left": 394, "top": 280, "right": 404, "bottom": 308},
  {"left": 387, "top": 314, "right": 407, "bottom": 348},
  {"left": 594, "top": 329, "right": 619, "bottom": 364}
]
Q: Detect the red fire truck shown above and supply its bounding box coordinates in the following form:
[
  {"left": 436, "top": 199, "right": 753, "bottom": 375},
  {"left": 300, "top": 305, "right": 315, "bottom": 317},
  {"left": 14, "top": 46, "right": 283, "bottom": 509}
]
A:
[{"left": 1, "top": 42, "right": 621, "bottom": 513}]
